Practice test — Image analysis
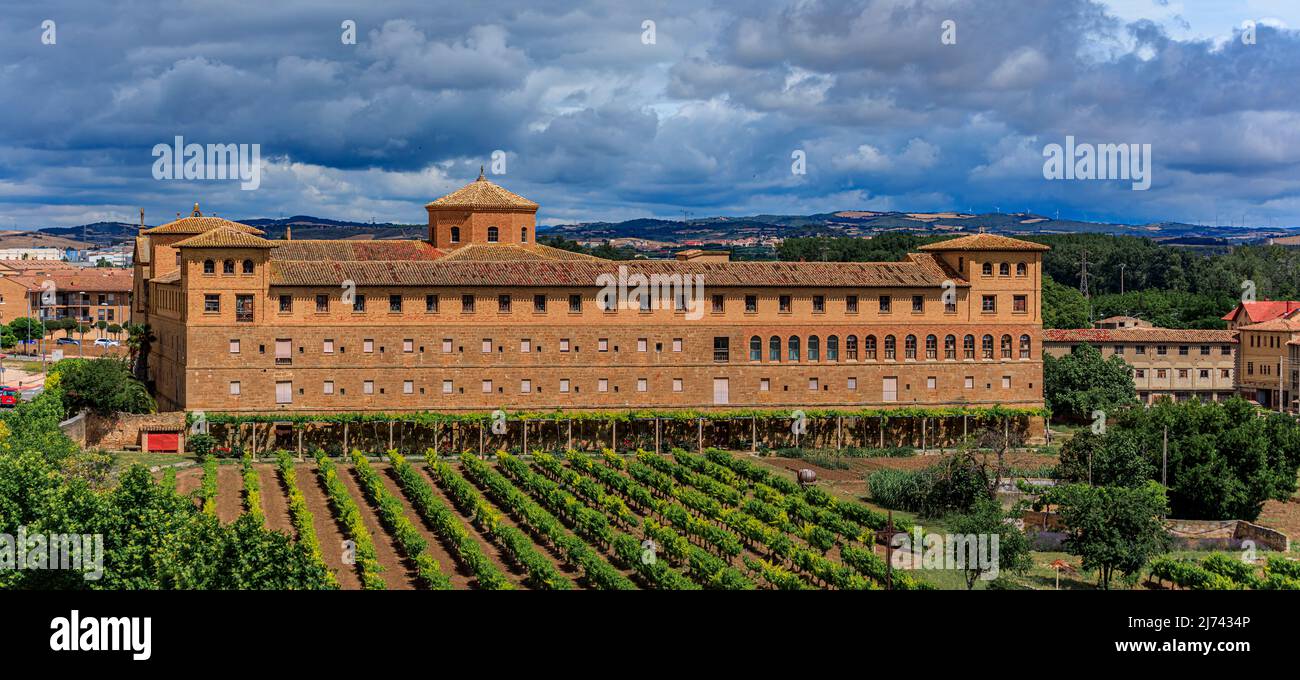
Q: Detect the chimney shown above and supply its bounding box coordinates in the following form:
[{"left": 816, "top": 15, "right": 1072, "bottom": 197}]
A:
[{"left": 284, "top": 225, "right": 292, "bottom": 241}]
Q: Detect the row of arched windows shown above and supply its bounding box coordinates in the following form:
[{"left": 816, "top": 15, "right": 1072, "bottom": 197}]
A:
[
  {"left": 982, "top": 261, "right": 1028, "bottom": 277},
  {"left": 449, "top": 226, "right": 528, "bottom": 244},
  {"left": 748, "top": 334, "right": 1032, "bottom": 362},
  {"left": 202, "top": 259, "right": 254, "bottom": 275}
]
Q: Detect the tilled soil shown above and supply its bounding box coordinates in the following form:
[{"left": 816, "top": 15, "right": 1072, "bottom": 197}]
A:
[
  {"left": 297, "top": 465, "right": 361, "bottom": 590},
  {"left": 336, "top": 466, "right": 419, "bottom": 590},
  {"left": 215, "top": 465, "right": 243, "bottom": 524},
  {"left": 257, "top": 465, "right": 295, "bottom": 537}
]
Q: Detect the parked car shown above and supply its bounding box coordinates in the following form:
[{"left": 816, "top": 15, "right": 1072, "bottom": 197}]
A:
[
  {"left": 93, "top": 338, "right": 120, "bottom": 348},
  {"left": 0, "top": 387, "right": 17, "bottom": 408},
  {"left": 55, "top": 337, "right": 80, "bottom": 346}
]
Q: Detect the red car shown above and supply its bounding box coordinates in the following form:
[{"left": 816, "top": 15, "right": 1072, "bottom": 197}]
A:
[{"left": 0, "top": 387, "right": 17, "bottom": 408}]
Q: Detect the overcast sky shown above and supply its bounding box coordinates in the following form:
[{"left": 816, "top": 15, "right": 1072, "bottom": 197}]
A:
[{"left": 1, "top": 0, "right": 1298, "bottom": 229}]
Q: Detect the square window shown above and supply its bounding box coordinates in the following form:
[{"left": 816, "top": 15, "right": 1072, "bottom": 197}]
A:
[
  {"left": 482, "top": 380, "right": 493, "bottom": 394},
  {"left": 534, "top": 295, "right": 546, "bottom": 312},
  {"left": 598, "top": 378, "right": 609, "bottom": 392},
  {"left": 363, "top": 339, "right": 374, "bottom": 353},
  {"left": 279, "top": 295, "right": 292, "bottom": 313},
  {"left": 352, "top": 294, "right": 366, "bottom": 312},
  {"left": 442, "top": 338, "right": 453, "bottom": 353},
  {"left": 637, "top": 338, "right": 647, "bottom": 352},
  {"left": 879, "top": 295, "right": 891, "bottom": 313},
  {"left": 559, "top": 338, "right": 571, "bottom": 352},
  {"left": 229, "top": 381, "right": 241, "bottom": 395},
  {"left": 229, "top": 339, "right": 240, "bottom": 354},
  {"left": 808, "top": 377, "right": 819, "bottom": 391},
  {"left": 520, "top": 338, "right": 532, "bottom": 353},
  {"left": 521, "top": 380, "right": 532, "bottom": 394},
  {"left": 324, "top": 381, "right": 334, "bottom": 395},
  {"left": 637, "top": 378, "right": 647, "bottom": 392},
  {"left": 672, "top": 338, "right": 683, "bottom": 352},
  {"left": 569, "top": 294, "right": 582, "bottom": 313},
  {"left": 846, "top": 295, "right": 858, "bottom": 313},
  {"left": 426, "top": 294, "right": 439, "bottom": 313},
  {"left": 462, "top": 295, "right": 475, "bottom": 313},
  {"left": 315, "top": 295, "right": 329, "bottom": 312},
  {"left": 1013, "top": 295, "right": 1027, "bottom": 313},
  {"left": 1002, "top": 376, "right": 1011, "bottom": 389},
  {"left": 363, "top": 381, "right": 374, "bottom": 395},
  {"left": 482, "top": 339, "right": 493, "bottom": 353},
  {"left": 403, "top": 339, "right": 413, "bottom": 353},
  {"left": 598, "top": 338, "right": 609, "bottom": 352},
  {"left": 442, "top": 380, "right": 453, "bottom": 394},
  {"left": 673, "top": 378, "right": 683, "bottom": 392},
  {"left": 745, "top": 295, "right": 757, "bottom": 312},
  {"left": 204, "top": 294, "right": 220, "bottom": 313},
  {"left": 927, "top": 376, "right": 936, "bottom": 390},
  {"left": 388, "top": 295, "right": 402, "bottom": 312},
  {"left": 559, "top": 379, "right": 570, "bottom": 393},
  {"left": 965, "top": 376, "right": 974, "bottom": 389},
  {"left": 759, "top": 378, "right": 770, "bottom": 391},
  {"left": 403, "top": 381, "right": 414, "bottom": 394},
  {"left": 712, "top": 294, "right": 725, "bottom": 313},
  {"left": 498, "top": 295, "right": 511, "bottom": 313},
  {"left": 323, "top": 339, "right": 334, "bottom": 354},
  {"left": 847, "top": 377, "right": 857, "bottom": 390},
  {"left": 981, "top": 295, "right": 996, "bottom": 313},
  {"left": 779, "top": 295, "right": 791, "bottom": 312},
  {"left": 813, "top": 295, "right": 825, "bottom": 313}
]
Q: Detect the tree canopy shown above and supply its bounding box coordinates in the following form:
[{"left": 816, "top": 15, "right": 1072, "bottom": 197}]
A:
[{"left": 1043, "top": 342, "right": 1138, "bottom": 422}]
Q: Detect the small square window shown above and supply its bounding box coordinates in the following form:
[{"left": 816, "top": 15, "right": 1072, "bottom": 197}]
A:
[
  {"left": 745, "top": 295, "right": 757, "bottom": 312},
  {"left": 812, "top": 296, "right": 825, "bottom": 313},
  {"left": 598, "top": 338, "right": 609, "bottom": 352},
  {"left": 637, "top": 378, "right": 648, "bottom": 392},
  {"left": 442, "top": 380, "right": 453, "bottom": 394},
  {"left": 520, "top": 338, "right": 531, "bottom": 353},
  {"left": 847, "top": 377, "right": 857, "bottom": 390},
  {"left": 229, "top": 381, "right": 241, "bottom": 395},
  {"left": 323, "top": 381, "right": 334, "bottom": 395},
  {"left": 779, "top": 295, "right": 791, "bottom": 312},
  {"left": 569, "top": 294, "right": 582, "bottom": 313},
  {"left": 965, "top": 376, "right": 974, "bottom": 389},
  {"left": 879, "top": 295, "right": 891, "bottom": 313},
  {"left": 520, "top": 380, "right": 532, "bottom": 394},
  {"left": 559, "top": 379, "right": 571, "bottom": 393},
  {"left": 759, "top": 378, "right": 770, "bottom": 391},
  {"left": 672, "top": 338, "right": 683, "bottom": 352},
  {"left": 315, "top": 295, "right": 329, "bottom": 312},
  {"left": 559, "top": 338, "right": 571, "bottom": 352},
  {"left": 482, "top": 380, "right": 493, "bottom": 394},
  {"left": 846, "top": 295, "right": 858, "bottom": 313},
  {"left": 462, "top": 295, "right": 475, "bottom": 313},
  {"left": 482, "top": 339, "right": 493, "bottom": 353},
  {"left": 363, "top": 381, "right": 374, "bottom": 395},
  {"left": 279, "top": 295, "right": 292, "bottom": 313},
  {"left": 403, "top": 339, "right": 413, "bottom": 353},
  {"left": 1001, "top": 376, "right": 1011, "bottom": 389},
  {"left": 426, "top": 294, "right": 439, "bottom": 313},
  {"left": 598, "top": 378, "right": 609, "bottom": 392},
  {"left": 808, "top": 377, "right": 819, "bottom": 391},
  {"left": 927, "top": 376, "right": 936, "bottom": 390},
  {"left": 637, "top": 338, "right": 647, "bottom": 352},
  {"left": 442, "top": 338, "right": 453, "bottom": 353},
  {"left": 498, "top": 295, "right": 512, "bottom": 313},
  {"left": 323, "top": 339, "right": 334, "bottom": 354},
  {"left": 534, "top": 295, "right": 546, "bottom": 312},
  {"left": 673, "top": 378, "right": 683, "bottom": 392},
  {"left": 352, "top": 294, "right": 366, "bottom": 312},
  {"left": 363, "top": 339, "right": 374, "bottom": 353},
  {"left": 229, "top": 339, "right": 240, "bottom": 354}
]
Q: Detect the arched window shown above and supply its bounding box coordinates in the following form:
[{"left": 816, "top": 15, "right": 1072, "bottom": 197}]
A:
[
  {"left": 982, "top": 334, "right": 994, "bottom": 359},
  {"left": 1020, "top": 334, "right": 1032, "bottom": 359},
  {"left": 769, "top": 336, "right": 781, "bottom": 362},
  {"left": 520, "top": 226, "right": 528, "bottom": 243},
  {"left": 944, "top": 334, "right": 956, "bottom": 359},
  {"left": 1016, "top": 262, "right": 1027, "bottom": 276},
  {"left": 203, "top": 259, "right": 214, "bottom": 274},
  {"left": 749, "top": 336, "right": 762, "bottom": 361},
  {"left": 808, "top": 336, "right": 820, "bottom": 361},
  {"left": 222, "top": 259, "right": 234, "bottom": 274},
  {"left": 450, "top": 226, "right": 461, "bottom": 243},
  {"left": 904, "top": 335, "right": 916, "bottom": 360},
  {"left": 982, "top": 262, "right": 993, "bottom": 276},
  {"left": 1001, "top": 334, "right": 1013, "bottom": 358},
  {"left": 963, "top": 334, "right": 975, "bottom": 359},
  {"left": 487, "top": 226, "right": 499, "bottom": 242},
  {"left": 999, "top": 262, "right": 1010, "bottom": 276},
  {"left": 865, "top": 335, "right": 877, "bottom": 360},
  {"left": 242, "top": 259, "right": 254, "bottom": 274},
  {"left": 925, "top": 334, "right": 937, "bottom": 360},
  {"left": 788, "top": 336, "right": 801, "bottom": 362},
  {"left": 827, "top": 335, "right": 839, "bottom": 361},
  {"left": 884, "top": 335, "right": 896, "bottom": 360},
  {"left": 845, "top": 335, "right": 858, "bottom": 360}
]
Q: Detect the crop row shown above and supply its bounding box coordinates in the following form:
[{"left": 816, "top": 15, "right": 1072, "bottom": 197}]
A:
[
  {"left": 348, "top": 451, "right": 453, "bottom": 590},
  {"left": 312, "top": 451, "right": 386, "bottom": 589},
  {"left": 385, "top": 452, "right": 512, "bottom": 590},
  {"left": 497, "top": 452, "right": 699, "bottom": 590},
  {"left": 241, "top": 453, "right": 265, "bottom": 525},
  {"left": 427, "top": 457, "right": 572, "bottom": 589},
  {"left": 1150, "top": 554, "right": 1300, "bottom": 591},
  {"left": 458, "top": 453, "right": 634, "bottom": 590},
  {"left": 274, "top": 450, "right": 337, "bottom": 588},
  {"left": 199, "top": 455, "right": 218, "bottom": 515}
]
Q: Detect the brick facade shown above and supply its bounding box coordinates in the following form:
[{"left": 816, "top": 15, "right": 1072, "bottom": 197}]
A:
[{"left": 133, "top": 183, "right": 1048, "bottom": 418}]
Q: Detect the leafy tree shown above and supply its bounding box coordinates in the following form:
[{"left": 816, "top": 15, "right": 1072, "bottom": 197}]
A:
[
  {"left": 125, "top": 323, "right": 155, "bottom": 381},
  {"left": 1057, "top": 430, "right": 1155, "bottom": 487},
  {"left": 1048, "top": 481, "right": 1170, "bottom": 589},
  {"left": 0, "top": 325, "right": 15, "bottom": 349},
  {"left": 106, "top": 323, "right": 122, "bottom": 339},
  {"left": 95, "top": 320, "right": 107, "bottom": 332},
  {"left": 7, "top": 317, "right": 44, "bottom": 342},
  {"left": 944, "top": 498, "right": 1033, "bottom": 589},
  {"left": 50, "top": 358, "right": 155, "bottom": 416},
  {"left": 1041, "top": 274, "right": 1090, "bottom": 328},
  {"left": 1043, "top": 342, "right": 1137, "bottom": 422}
]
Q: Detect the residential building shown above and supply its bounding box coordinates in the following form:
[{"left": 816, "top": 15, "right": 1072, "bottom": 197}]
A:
[
  {"left": 1234, "top": 316, "right": 1300, "bottom": 411},
  {"left": 0, "top": 268, "right": 132, "bottom": 326},
  {"left": 1043, "top": 327, "right": 1237, "bottom": 403}
]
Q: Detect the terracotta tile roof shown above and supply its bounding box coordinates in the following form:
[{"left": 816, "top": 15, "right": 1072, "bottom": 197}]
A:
[
  {"left": 438, "top": 243, "right": 605, "bottom": 262},
  {"left": 1237, "top": 317, "right": 1300, "bottom": 332},
  {"left": 270, "top": 240, "right": 443, "bottom": 262},
  {"left": 141, "top": 206, "right": 265, "bottom": 236},
  {"left": 425, "top": 174, "right": 539, "bottom": 211},
  {"left": 0, "top": 259, "right": 78, "bottom": 272},
  {"left": 918, "top": 234, "right": 1050, "bottom": 252},
  {"left": 1043, "top": 328, "right": 1237, "bottom": 343},
  {"left": 173, "top": 227, "right": 278, "bottom": 249},
  {"left": 8, "top": 268, "right": 134, "bottom": 293},
  {"left": 269, "top": 252, "right": 966, "bottom": 289},
  {"left": 1221, "top": 300, "right": 1300, "bottom": 322}
]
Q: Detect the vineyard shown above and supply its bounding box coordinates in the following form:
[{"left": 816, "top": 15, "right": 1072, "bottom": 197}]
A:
[{"left": 173, "top": 448, "right": 931, "bottom": 590}]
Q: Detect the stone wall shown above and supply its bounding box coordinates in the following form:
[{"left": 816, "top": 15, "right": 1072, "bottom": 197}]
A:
[{"left": 86, "top": 411, "right": 186, "bottom": 451}]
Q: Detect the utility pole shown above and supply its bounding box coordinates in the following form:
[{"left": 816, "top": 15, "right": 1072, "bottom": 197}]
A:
[
  {"left": 1161, "top": 427, "right": 1168, "bottom": 487},
  {"left": 1118, "top": 263, "right": 1126, "bottom": 295}
]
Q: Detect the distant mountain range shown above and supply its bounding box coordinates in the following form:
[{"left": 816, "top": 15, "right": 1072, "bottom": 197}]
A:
[{"left": 27, "top": 211, "right": 1299, "bottom": 250}]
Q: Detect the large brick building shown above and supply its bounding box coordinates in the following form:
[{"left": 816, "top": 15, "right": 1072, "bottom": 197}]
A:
[
  {"left": 131, "top": 177, "right": 1048, "bottom": 416},
  {"left": 0, "top": 264, "right": 132, "bottom": 328}
]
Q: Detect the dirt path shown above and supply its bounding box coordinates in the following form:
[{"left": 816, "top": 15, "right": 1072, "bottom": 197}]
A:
[
  {"left": 215, "top": 465, "right": 243, "bottom": 524},
  {"left": 405, "top": 464, "right": 530, "bottom": 588},
  {"left": 297, "top": 465, "right": 361, "bottom": 590},
  {"left": 175, "top": 467, "right": 203, "bottom": 506},
  {"left": 257, "top": 465, "right": 295, "bottom": 537},
  {"left": 369, "top": 464, "right": 473, "bottom": 589},
  {"left": 337, "top": 466, "right": 418, "bottom": 590}
]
